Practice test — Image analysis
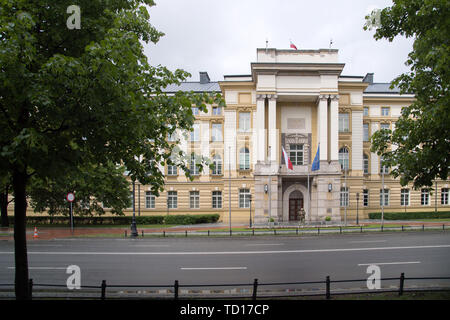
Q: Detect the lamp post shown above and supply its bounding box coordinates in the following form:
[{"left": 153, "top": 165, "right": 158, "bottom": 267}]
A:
[
  {"left": 249, "top": 196, "right": 252, "bottom": 228},
  {"left": 356, "top": 192, "right": 360, "bottom": 225},
  {"left": 130, "top": 179, "right": 138, "bottom": 237}
]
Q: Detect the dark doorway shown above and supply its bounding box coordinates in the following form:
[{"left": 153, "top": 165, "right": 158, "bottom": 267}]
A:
[{"left": 289, "top": 190, "right": 304, "bottom": 221}]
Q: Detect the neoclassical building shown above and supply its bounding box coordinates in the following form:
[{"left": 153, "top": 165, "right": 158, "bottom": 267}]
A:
[{"left": 131, "top": 47, "right": 448, "bottom": 224}]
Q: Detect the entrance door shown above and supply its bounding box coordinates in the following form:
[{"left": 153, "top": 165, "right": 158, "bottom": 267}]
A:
[{"left": 289, "top": 198, "right": 304, "bottom": 221}]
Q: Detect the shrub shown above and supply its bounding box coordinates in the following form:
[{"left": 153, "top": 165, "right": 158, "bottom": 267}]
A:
[{"left": 368, "top": 211, "right": 450, "bottom": 220}]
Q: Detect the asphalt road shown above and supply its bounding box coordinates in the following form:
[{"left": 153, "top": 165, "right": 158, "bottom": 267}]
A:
[{"left": 1, "top": 231, "right": 449, "bottom": 296}]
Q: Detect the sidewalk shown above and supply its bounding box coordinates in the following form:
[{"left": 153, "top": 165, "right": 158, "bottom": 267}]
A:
[{"left": 0, "top": 220, "right": 449, "bottom": 241}]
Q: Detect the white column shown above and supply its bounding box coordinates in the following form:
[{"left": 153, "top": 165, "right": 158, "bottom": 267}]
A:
[
  {"left": 351, "top": 110, "right": 363, "bottom": 171},
  {"left": 268, "top": 94, "right": 278, "bottom": 162},
  {"left": 256, "top": 94, "right": 266, "bottom": 162},
  {"left": 317, "top": 95, "right": 328, "bottom": 161},
  {"left": 329, "top": 95, "right": 339, "bottom": 161}
]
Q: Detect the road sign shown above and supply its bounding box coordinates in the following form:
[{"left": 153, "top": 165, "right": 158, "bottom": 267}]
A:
[{"left": 67, "top": 192, "right": 75, "bottom": 202}]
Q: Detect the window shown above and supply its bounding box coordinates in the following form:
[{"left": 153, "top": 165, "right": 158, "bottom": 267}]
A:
[
  {"left": 239, "top": 147, "right": 250, "bottom": 170},
  {"left": 190, "top": 191, "right": 200, "bottom": 209},
  {"left": 289, "top": 144, "right": 304, "bottom": 165},
  {"left": 340, "top": 187, "right": 349, "bottom": 207},
  {"left": 192, "top": 107, "right": 199, "bottom": 115},
  {"left": 380, "top": 189, "right": 389, "bottom": 206},
  {"left": 381, "top": 107, "right": 390, "bottom": 116},
  {"left": 380, "top": 123, "right": 390, "bottom": 131},
  {"left": 212, "top": 107, "right": 221, "bottom": 115},
  {"left": 380, "top": 157, "right": 389, "bottom": 174},
  {"left": 211, "top": 123, "right": 223, "bottom": 142},
  {"left": 442, "top": 188, "right": 449, "bottom": 205},
  {"left": 421, "top": 189, "right": 429, "bottom": 205},
  {"left": 363, "top": 189, "right": 369, "bottom": 207},
  {"left": 212, "top": 154, "right": 222, "bottom": 175},
  {"left": 363, "top": 123, "right": 369, "bottom": 142},
  {"left": 145, "top": 191, "right": 155, "bottom": 209},
  {"left": 212, "top": 191, "right": 222, "bottom": 209},
  {"left": 400, "top": 189, "right": 410, "bottom": 206},
  {"left": 239, "top": 189, "right": 251, "bottom": 208},
  {"left": 167, "top": 191, "right": 177, "bottom": 209},
  {"left": 363, "top": 107, "right": 369, "bottom": 116},
  {"left": 190, "top": 124, "right": 200, "bottom": 142},
  {"left": 167, "top": 126, "right": 177, "bottom": 142},
  {"left": 363, "top": 154, "right": 369, "bottom": 174},
  {"left": 189, "top": 153, "right": 199, "bottom": 175},
  {"left": 239, "top": 112, "right": 251, "bottom": 132},
  {"left": 339, "top": 113, "right": 349, "bottom": 132},
  {"left": 167, "top": 155, "right": 177, "bottom": 176},
  {"left": 339, "top": 147, "right": 349, "bottom": 171}
]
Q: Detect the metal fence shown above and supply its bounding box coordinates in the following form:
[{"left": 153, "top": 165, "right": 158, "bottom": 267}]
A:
[{"left": 1, "top": 274, "right": 449, "bottom": 300}]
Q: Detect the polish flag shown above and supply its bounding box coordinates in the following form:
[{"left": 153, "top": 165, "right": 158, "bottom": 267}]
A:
[
  {"left": 290, "top": 42, "right": 298, "bottom": 50},
  {"left": 282, "top": 147, "right": 294, "bottom": 170}
]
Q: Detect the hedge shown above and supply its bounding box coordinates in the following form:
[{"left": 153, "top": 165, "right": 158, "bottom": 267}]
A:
[
  {"left": 8, "top": 214, "right": 219, "bottom": 226},
  {"left": 368, "top": 211, "right": 450, "bottom": 220}
]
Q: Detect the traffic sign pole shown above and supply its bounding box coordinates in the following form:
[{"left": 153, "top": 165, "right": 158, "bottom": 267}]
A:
[{"left": 67, "top": 193, "right": 75, "bottom": 234}]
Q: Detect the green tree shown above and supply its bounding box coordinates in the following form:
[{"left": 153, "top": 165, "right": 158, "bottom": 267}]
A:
[
  {"left": 0, "top": 175, "right": 12, "bottom": 227},
  {"left": 0, "top": 0, "right": 224, "bottom": 299},
  {"left": 365, "top": 0, "right": 449, "bottom": 188}
]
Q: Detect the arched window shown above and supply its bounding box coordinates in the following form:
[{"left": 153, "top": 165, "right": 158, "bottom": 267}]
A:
[
  {"left": 212, "top": 154, "right": 222, "bottom": 175},
  {"left": 363, "top": 153, "right": 369, "bottom": 174},
  {"left": 239, "top": 147, "right": 250, "bottom": 170},
  {"left": 339, "top": 147, "right": 349, "bottom": 171}
]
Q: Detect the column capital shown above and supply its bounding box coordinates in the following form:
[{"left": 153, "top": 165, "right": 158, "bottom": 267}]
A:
[
  {"left": 330, "top": 94, "right": 339, "bottom": 101},
  {"left": 267, "top": 94, "right": 278, "bottom": 101},
  {"left": 318, "top": 94, "right": 329, "bottom": 101},
  {"left": 256, "top": 94, "right": 267, "bottom": 101}
]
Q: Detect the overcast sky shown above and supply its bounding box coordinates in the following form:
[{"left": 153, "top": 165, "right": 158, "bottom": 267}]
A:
[{"left": 144, "top": 0, "right": 413, "bottom": 84}]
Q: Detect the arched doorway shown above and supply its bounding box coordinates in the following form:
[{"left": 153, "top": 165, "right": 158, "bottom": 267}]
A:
[{"left": 288, "top": 190, "right": 304, "bottom": 221}]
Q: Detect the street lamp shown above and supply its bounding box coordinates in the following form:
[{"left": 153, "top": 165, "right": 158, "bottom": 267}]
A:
[
  {"left": 249, "top": 196, "right": 252, "bottom": 228},
  {"left": 356, "top": 192, "right": 360, "bottom": 225}
]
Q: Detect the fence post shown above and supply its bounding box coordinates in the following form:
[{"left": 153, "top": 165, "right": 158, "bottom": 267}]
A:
[
  {"left": 253, "top": 228, "right": 255, "bottom": 236},
  {"left": 174, "top": 280, "right": 179, "bottom": 300},
  {"left": 124, "top": 230, "right": 127, "bottom": 238},
  {"left": 185, "top": 230, "right": 187, "bottom": 237},
  {"left": 340, "top": 226, "right": 342, "bottom": 234},
  {"left": 296, "top": 228, "right": 298, "bottom": 235},
  {"left": 101, "top": 280, "right": 106, "bottom": 300},
  {"left": 142, "top": 230, "right": 144, "bottom": 237},
  {"left": 402, "top": 225, "right": 404, "bottom": 232},
  {"left": 230, "top": 229, "right": 232, "bottom": 237},
  {"left": 326, "top": 276, "right": 331, "bottom": 300},
  {"left": 381, "top": 225, "right": 383, "bottom": 232},
  {"left": 28, "top": 278, "right": 33, "bottom": 300},
  {"left": 444, "top": 224, "right": 445, "bottom": 231},
  {"left": 399, "top": 273, "right": 405, "bottom": 296},
  {"left": 318, "top": 227, "right": 320, "bottom": 235},
  {"left": 274, "top": 229, "right": 276, "bottom": 236},
  {"left": 208, "top": 230, "right": 210, "bottom": 236},
  {"left": 252, "top": 278, "right": 258, "bottom": 300},
  {"left": 422, "top": 225, "right": 424, "bottom": 232},
  {"left": 360, "top": 226, "right": 363, "bottom": 233},
  {"left": 163, "top": 231, "right": 165, "bottom": 237}
]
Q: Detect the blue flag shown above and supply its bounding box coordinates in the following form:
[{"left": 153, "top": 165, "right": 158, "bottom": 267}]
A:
[{"left": 311, "top": 145, "right": 320, "bottom": 171}]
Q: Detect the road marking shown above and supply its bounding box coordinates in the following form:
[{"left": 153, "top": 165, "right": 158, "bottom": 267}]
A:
[
  {"left": 27, "top": 245, "right": 64, "bottom": 247},
  {"left": 7, "top": 267, "right": 67, "bottom": 270},
  {"left": 132, "top": 245, "right": 171, "bottom": 247},
  {"left": 0, "top": 244, "right": 449, "bottom": 256},
  {"left": 245, "top": 243, "right": 284, "bottom": 246},
  {"left": 358, "top": 261, "right": 421, "bottom": 266},
  {"left": 180, "top": 267, "right": 247, "bottom": 270},
  {"left": 349, "top": 240, "right": 387, "bottom": 243}
]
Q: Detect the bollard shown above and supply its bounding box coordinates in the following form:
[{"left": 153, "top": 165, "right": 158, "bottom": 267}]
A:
[
  {"left": 340, "top": 226, "right": 342, "bottom": 234},
  {"left": 208, "top": 230, "right": 210, "bottom": 236},
  {"left": 124, "top": 230, "right": 127, "bottom": 238},
  {"left": 142, "top": 230, "right": 144, "bottom": 237},
  {"left": 101, "top": 280, "right": 106, "bottom": 300},
  {"left": 402, "top": 225, "right": 404, "bottom": 232},
  {"left": 163, "top": 231, "right": 165, "bottom": 237},
  {"left": 399, "top": 273, "right": 405, "bottom": 296},
  {"left": 252, "top": 229, "right": 255, "bottom": 236},
  {"left": 230, "top": 229, "right": 232, "bottom": 237},
  {"left": 185, "top": 230, "right": 187, "bottom": 237},
  {"left": 174, "top": 280, "right": 179, "bottom": 300},
  {"left": 318, "top": 227, "right": 320, "bottom": 235},
  {"left": 28, "top": 278, "right": 33, "bottom": 300},
  {"left": 296, "top": 228, "right": 298, "bottom": 235},
  {"left": 422, "top": 225, "right": 425, "bottom": 232},
  {"left": 252, "top": 279, "right": 258, "bottom": 300},
  {"left": 360, "top": 226, "right": 363, "bottom": 233},
  {"left": 443, "top": 224, "right": 445, "bottom": 231},
  {"left": 326, "top": 276, "right": 331, "bottom": 300},
  {"left": 274, "top": 229, "right": 276, "bottom": 236}
]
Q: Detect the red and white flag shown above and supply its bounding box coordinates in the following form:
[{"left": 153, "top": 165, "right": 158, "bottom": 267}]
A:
[
  {"left": 290, "top": 42, "right": 298, "bottom": 50},
  {"left": 282, "top": 146, "right": 293, "bottom": 170}
]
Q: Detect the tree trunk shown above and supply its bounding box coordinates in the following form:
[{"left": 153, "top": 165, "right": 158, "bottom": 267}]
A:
[
  {"left": 12, "top": 170, "right": 30, "bottom": 300},
  {"left": 0, "top": 187, "right": 9, "bottom": 227}
]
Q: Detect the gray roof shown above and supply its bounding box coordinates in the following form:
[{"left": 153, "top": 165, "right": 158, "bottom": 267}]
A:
[
  {"left": 364, "top": 82, "right": 401, "bottom": 94},
  {"left": 162, "top": 82, "right": 221, "bottom": 93}
]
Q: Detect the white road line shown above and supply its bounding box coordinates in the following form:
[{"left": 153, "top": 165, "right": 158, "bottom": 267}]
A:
[
  {"left": 180, "top": 267, "right": 247, "bottom": 270},
  {"left": 349, "top": 240, "right": 387, "bottom": 243},
  {"left": 0, "top": 244, "right": 449, "bottom": 256},
  {"left": 132, "top": 245, "right": 171, "bottom": 247},
  {"left": 245, "top": 243, "right": 284, "bottom": 246},
  {"left": 358, "top": 261, "right": 421, "bottom": 266}
]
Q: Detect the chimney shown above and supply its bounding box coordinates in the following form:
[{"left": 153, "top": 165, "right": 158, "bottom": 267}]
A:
[
  {"left": 199, "top": 71, "right": 210, "bottom": 84},
  {"left": 363, "top": 73, "right": 374, "bottom": 84}
]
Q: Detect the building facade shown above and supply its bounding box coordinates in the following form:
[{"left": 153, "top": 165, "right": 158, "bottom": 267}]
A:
[{"left": 125, "top": 47, "right": 448, "bottom": 225}]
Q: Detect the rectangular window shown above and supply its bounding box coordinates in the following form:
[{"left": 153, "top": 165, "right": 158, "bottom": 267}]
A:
[
  {"left": 239, "top": 112, "right": 251, "bottom": 132},
  {"left": 145, "top": 191, "right": 155, "bottom": 209},
  {"left": 212, "top": 191, "right": 222, "bottom": 209},
  {"left": 442, "top": 188, "right": 449, "bottom": 205},
  {"left": 380, "top": 189, "right": 389, "bottom": 206},
  {"left": 190, "top": 191, "right": 200, "bottom": 209},
  {"left": 340, "top": 187, "right": 349, "bottom": 207},
  {"left": 421, "top": 189, "right": 429, "bottom": 205},
  {"left": 289, "top": 144, "right": 304, "bottom": 165},
  {"left": 363, "top": 107, "right": 369, "bottom": 116},
  {"left": 381, "top": 107, "right": 390, "bottom": 116},
  {"left": 167, "top": 163, "right": 177, "bottom": 176},
  {"left": 363, "top": 155, "right": 369, "bottom": 175},
  {"left": 400, "top": 189, "right": 410, "bottom": 206},
  {"left": 239, "top": 189, "right": 251, "bottom": 208},
  {"left": 167, "top": 191, "right": 177, "bottom": 209},
  {"left": 211, "top": 123, "right": 223, "bottom": 142},
  {"left": 190, "top": 154, "right": 199, "bottom": 175},
  {"left": 192, "top": 107, "right": 199, "bottom": 115},
  {"left": 212, "top": 107, "right": 221, "bottom": 115},
  {"left": 363, "top": 123, "right": 369, "bottom": 142},
  {"left": 363, "top": 189, "right": 369, "bottom": 207},
  {"left": 339, "top": 113, "right": 349, "bottom": 132},
  {"left": 190, "top": 124, "right": 200, "bottom": 142},
  {"left": 380, "top": 123, "right": 390, "bottom": 131}
]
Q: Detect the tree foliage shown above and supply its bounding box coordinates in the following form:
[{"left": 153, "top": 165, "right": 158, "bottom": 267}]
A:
[{"left": 365, "top": 0, "right": 449, "bottom": 188}]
